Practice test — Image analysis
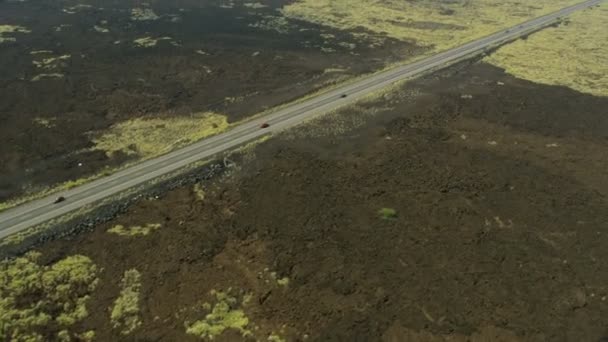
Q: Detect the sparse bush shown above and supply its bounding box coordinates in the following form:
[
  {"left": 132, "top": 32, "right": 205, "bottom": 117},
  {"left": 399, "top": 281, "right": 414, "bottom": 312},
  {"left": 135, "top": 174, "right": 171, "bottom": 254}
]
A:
[
  {"left": 378, "top": 207, "right": 397, "bottom": 219},
  {"left": 107, "top": 223, "right": 161, "bottom": 237},
  {"left": 110, "top": 269, "right": 142, "bottom": 335},
  {"left": 186, "top": 290, "right": 251, "bottom": 340},
  {"left": 0, "top": 252, "right": 98, "bottom": 341}
]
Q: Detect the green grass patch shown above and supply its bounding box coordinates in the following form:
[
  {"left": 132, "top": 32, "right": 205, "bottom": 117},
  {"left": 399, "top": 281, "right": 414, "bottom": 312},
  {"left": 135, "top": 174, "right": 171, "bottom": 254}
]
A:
[
  {"left": 133, "top": 36, "right": 172, "bottom": 48},
  {"left": 283, "top": 0, "right": 582, "bottom": 53},
  {"left": 107, "top": 223, "right": 162, "bottom": 237},
  {"left": 268, "top": 333, "right": 287, "bottom": 342},
  {"left": 485, "top": 3, "right": 608, "bottom": 97},
  {"left": 0, "top": 24, "right": 30, "bottom": 44},
  {"left": 92, "top": 113, "right": 228, "bottom": 158},
  {"left": 0, "top": 252, "right": 99, "bottom": 341},
  {"left": 111, "top": 269, "right": 142, "bottom": 335},
  {"left": 186, "top": 290, "right": 251, "bottom": 340},
  {"left": 193, "top": 183, "right": 206, "bottom": 201},
  {"left": 131, "top": 8, "right": 159, "bottom": 21},
  {"left": 378, "top": 207, "right": 397, "bottom": 220}
]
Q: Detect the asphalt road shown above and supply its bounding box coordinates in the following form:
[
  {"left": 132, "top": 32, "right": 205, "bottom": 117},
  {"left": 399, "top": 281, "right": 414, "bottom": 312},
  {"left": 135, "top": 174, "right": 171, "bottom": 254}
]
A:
[{"left": 0, "top": 0, "right": 602, "bottom": 241}]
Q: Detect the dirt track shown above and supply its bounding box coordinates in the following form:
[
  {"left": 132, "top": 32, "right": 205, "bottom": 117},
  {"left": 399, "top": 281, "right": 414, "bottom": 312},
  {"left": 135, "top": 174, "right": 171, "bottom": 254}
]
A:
[{"left": 30, "top": 60, "right": 608, "bottom": 341}]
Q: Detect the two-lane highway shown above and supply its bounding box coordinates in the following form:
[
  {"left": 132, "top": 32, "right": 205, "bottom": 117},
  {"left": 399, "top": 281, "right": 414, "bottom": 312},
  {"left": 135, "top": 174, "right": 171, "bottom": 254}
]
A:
[{"left": 0, "top": 0, "right": 603, "bottom": 241}]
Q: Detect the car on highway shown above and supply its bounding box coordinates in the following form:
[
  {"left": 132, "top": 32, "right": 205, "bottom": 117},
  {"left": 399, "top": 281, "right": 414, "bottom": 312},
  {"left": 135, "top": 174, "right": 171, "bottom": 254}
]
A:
[{"left": 2, "top": 1, "right": 596, "bottom": 239}]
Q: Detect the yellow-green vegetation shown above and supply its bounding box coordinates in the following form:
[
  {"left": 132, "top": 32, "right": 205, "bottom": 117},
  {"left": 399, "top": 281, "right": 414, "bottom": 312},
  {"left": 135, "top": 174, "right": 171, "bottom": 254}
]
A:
[
  {"left": 193, "top": 183, "right": 206, "bottom": 201},
  {"left": 107, "top": 223, "right": 162, "bottom": 237},
  {"left": 111, "top": 269, "right": 142, "bottom": 335},
  {"left": 93, "top": 25, "right": 109, "bottom": 33},
  {"left": 30, "top": 50, "right": 53, "bottom": 55},
  {"left": 378, "top": 207, "right": 397, "bottom": 219},
  {"left": 244, "top": 2, "right": 267, "bottom": 9},
  {"left": 283, "top": 0, "right": 581, "bottom": 52},
  {"left": 268, "top": 333, "right": 287, "bottom": 342},
  {"left": 131, "top": 8, "right": 160, "bottom": 21},
  {"left": 485, "top": 4, "right": 608, "bottom": 97},
  {"left": 77, "top": 330, "right": 96, "bottom": 341},
  {"left": 186, "top": 290, "right": 251, "bottom": 340},
  {"left": 0, "top": 224, "right": 45, "bottom": 247},
  {"left": 93, "top": 113, "right": 228, "bottom": 158},
  {"left": 269, "top": 271, "right": 290, "bottom": 287},
  {"left": 276, "top": 277, "right": 290, "bottom": 287},
  {"left": 249, "top": 15, "right": 290, "bottom": 34},
  {"left": 57, "top": 330, "right": 71, "bottom": 341},
  {"left": 2, "top": 109, "right": 226, "bottom": 216},
  {"left": 133, "top": 36, "right": 172, "bottom": 48},
  {"left": 31, "top": 73, "right": 64, "bottom": 81},
  {"left": 62, "top": 4, "right": 93, "bottom": 14},
  {"left": 2, "top": 58, "right": 350, "bottom": 215},
  {"left": 55, "top": 24, "right": 71, "bottom": 32},
  {"left": 324, "top": 67, "right": 348, "bottom": 74},
  {"left": 33, "top": 117, "right": 56, "bottom": 128},
  {"left": 0, "top": 252, "right": 99, "bottom": 341},
  {"left": 0, "top": 24, "right": 30, "bottom": 44},
  {"left": 32, "top": 72, "right": 65, "bottom": 82},
  {"left": 32, "top": 54, "right": 71, "bottom": 69}
]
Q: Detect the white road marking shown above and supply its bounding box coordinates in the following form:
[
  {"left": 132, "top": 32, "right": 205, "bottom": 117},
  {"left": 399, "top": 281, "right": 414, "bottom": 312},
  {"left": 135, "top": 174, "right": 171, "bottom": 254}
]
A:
[{"left": 0, "top": 0, "right": 602, "bottom": 240}]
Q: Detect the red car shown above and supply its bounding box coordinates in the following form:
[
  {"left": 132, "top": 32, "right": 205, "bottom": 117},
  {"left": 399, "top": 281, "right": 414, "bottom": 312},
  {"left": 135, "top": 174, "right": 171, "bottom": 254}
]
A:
[{"left": 260, "top": 123, "right": 270, "bottom": 129}]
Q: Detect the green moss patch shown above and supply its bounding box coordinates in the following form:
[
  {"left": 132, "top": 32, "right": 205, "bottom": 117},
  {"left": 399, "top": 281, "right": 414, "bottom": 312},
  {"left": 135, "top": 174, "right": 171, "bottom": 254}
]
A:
[
  {"left": 485, "top": 3, "right": 608, "bottom": 97},
  {"left": 111, "top": 269, "right": 142, "bottom": 335},
  {"left": 0, "top": 24, "right": 30, "bottom": 44},
  {"left": 186, "top": 290, "right": 251, "bottom": 340},
  {"left": 0, "top": 252, "right": 98, "bottom": 341},
  {"left": 107, "top": 223, "right": 161, "bottom": 237},
  {"left": 378, "top": 207, "right": 397, "bottom": 220}
]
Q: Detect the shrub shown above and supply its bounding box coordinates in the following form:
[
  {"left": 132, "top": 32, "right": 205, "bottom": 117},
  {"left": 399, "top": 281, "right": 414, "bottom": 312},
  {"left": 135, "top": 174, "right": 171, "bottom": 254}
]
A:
[{"left": 378, "top": 207, "right": 397, "bottom": 219}]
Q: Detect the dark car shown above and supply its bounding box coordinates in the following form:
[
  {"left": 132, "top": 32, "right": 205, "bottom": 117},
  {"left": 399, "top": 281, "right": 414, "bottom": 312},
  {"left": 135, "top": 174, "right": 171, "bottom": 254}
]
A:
[
  {"left": 53, "top": 196, "right": 66, "bottom": 204},
  {"left": 340, "top": 94, "right": 348, "bottom": 98},
  {"left": 260, "top": 123, "right": 270, "bottom": 129}
]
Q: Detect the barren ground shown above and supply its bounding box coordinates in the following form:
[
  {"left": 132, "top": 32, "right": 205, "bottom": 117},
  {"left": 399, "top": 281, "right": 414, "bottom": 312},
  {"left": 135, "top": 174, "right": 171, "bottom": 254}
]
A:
[
  {"left": 26, "top": 60, "right": 608, "bottom": 341},
  {"left": 0, "top": 0, "right": 418, "bottom": 203}
]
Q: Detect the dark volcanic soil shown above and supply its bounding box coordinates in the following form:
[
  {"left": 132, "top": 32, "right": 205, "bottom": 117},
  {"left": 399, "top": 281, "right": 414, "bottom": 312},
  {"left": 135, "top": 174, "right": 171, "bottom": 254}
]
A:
[
  {"left": 0, "top": 0, "right": 419, "bottom": 201},
  {"left": 23, "top": 61, "right": 608, "bottom": 341}
]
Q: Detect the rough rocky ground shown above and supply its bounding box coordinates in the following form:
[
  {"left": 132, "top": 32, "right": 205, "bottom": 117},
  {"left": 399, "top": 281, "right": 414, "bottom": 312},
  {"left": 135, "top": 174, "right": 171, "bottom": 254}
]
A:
[
  {"left": 0, "top": 0, "right": 418, "bottom": 202},
  {"left": 29, "top": 60, "right": 608, "bottom": 341}
]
